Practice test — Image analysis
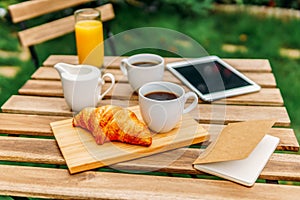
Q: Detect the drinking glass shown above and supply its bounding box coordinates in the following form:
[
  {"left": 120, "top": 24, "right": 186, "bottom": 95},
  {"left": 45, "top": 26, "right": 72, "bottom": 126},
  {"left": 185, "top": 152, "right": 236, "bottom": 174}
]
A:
[{"left": 74, "top": 8, "right": 104, "bottom": 68}]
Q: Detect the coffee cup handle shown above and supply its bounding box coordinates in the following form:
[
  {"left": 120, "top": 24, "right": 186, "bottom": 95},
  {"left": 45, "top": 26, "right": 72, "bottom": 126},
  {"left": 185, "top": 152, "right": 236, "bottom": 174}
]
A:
[
  {"left": 120, "top": 59, "right": 129, "bottom": 76},
  {"left": 98, "top": 73, "right": 115, "bottom": 100},
  {"left": 182, "top": 92, "right": 198, "bottom": 114}
]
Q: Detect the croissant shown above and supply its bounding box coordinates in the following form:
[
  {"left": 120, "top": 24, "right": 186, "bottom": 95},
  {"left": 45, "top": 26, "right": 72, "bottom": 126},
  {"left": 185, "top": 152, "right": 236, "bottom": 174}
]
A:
[{"left": 72, "top": 105, "right": 152, "bottom": 146}]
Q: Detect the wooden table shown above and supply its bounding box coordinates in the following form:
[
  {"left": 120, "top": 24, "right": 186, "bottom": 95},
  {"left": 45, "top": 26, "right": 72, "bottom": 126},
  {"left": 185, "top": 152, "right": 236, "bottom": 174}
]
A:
[{"left": 0, "top": 55, "right": 300, "bottom": 199}]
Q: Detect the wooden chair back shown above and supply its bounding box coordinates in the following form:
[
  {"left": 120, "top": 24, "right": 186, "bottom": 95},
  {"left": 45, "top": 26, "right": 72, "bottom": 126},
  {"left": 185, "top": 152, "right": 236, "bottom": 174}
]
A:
[{"left": 8, "top": 0, "right": 115, "bottom": 67}]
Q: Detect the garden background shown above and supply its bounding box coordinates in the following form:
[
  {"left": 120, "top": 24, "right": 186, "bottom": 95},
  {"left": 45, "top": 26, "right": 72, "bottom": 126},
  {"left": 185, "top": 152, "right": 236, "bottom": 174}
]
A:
[{"left": 1, "top": 0, "right": 300, "bottom": 144}]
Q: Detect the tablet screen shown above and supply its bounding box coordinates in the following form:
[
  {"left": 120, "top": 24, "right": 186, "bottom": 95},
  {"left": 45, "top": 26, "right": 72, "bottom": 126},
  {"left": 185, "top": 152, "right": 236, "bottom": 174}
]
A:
[{"left": 173, "top": 61, "right": 251, "bottom": 95}]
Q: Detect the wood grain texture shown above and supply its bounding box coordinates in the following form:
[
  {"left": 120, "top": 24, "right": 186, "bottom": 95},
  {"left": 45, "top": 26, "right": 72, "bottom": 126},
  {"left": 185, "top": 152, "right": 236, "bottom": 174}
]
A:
[
  {"left": 43, "top": 55, "right": 272, "bottom": 72},
  {"left": 31, "top": 67, "right": 59, "bottom": 80},
  {"left": 43, "top": 55, "right": 79, "bottom": 67},
  {"left": 18, "top": 79, "right": 283, "bottom": 106},
  {"left": 19, "top": 80, "right": 63, "bottom": 97},
  {"left": 0, "top": 113, "right": 68, "bottom": 136},
  {"left": 213, "top": 88, "right": 283, "bottom": 106},
  {"left": 8, "top": 0, "right": 93, "bottom": 23},
  {"left": 1, "top": 95, "right": 72, "bottom": 116},
  {"left": 0, "top": 165, "right": 299, "bottom": 199},
  {"left": 267, "top": 128, "right": 300, "bottom": 151},
  {"left": 0, "top": 137, "right": 65, "bottom": 164},
  {"left": 222, "top": 58, "right": 272, "bottom": 72},
  {"left": 195, "top": 103, "right": 290, "bottom": 127},
  {"left": 1, "top": 95, "right": 291, "bottom": 126},
  {"left": 0, "top": 113, "right": 297, "bottom": 151},
  {"left": 243, "top": 72, "right": 276, "bottom": 88},
  {"left": 0, "top": 136, "right": 299, "bottom": 181},
  {"left": 51, "top": 106, "right": 209, "bottom": 174},
  {"left": 17, "top": 4, "right": 115, "bottom": 47},
  {"left": 31, "top": 67, "right": 277, "bottom": 88}
]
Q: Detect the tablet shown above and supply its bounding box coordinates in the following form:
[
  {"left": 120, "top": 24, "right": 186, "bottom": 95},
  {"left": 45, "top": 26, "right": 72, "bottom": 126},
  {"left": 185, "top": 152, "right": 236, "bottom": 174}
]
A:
[{"left": 166, "top": 56, "right": 261, "bottom": 102}]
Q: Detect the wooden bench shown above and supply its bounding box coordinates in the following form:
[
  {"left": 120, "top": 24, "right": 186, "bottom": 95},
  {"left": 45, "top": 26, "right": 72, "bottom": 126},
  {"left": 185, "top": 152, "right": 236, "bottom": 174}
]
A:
[
  {"left": 0, "top": 55, "right": 299, "bottom": 199},
  {"left": 8, "top": 0, "right": 115, "bottom": 67}
]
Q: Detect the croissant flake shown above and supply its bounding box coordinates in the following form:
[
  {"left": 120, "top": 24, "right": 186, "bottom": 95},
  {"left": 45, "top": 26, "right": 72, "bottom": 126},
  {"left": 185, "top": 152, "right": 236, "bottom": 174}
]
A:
[{"left": 72, "top": 105, "right": 152, "bottom": 146}]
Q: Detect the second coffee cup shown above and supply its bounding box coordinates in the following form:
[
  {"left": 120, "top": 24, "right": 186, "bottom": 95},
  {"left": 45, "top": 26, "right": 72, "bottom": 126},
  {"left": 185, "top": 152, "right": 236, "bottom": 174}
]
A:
[
  {"left": 139, "top": 81, "right": 198, "bottom": 133},
  {"left": 120, "top": 54, "right": 165, "bottom": 91}
]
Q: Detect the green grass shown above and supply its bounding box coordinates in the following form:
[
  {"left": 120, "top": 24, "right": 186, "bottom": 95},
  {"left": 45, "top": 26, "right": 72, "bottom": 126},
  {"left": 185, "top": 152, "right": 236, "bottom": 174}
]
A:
[{"left": 0, "top": 19, "right": 35, "bottom": 106}]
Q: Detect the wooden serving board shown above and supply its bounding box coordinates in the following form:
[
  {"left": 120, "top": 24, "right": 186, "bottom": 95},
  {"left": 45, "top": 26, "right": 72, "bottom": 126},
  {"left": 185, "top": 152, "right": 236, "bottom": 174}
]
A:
[{"left": 50, "top": 106, "right": 209, "bottom": 174}]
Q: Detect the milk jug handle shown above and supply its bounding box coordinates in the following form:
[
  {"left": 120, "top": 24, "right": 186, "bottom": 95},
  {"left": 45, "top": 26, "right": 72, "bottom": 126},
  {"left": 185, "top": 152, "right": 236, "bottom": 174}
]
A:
[{"left": 98, "top": 73, "right": 115, "bottom": 100}]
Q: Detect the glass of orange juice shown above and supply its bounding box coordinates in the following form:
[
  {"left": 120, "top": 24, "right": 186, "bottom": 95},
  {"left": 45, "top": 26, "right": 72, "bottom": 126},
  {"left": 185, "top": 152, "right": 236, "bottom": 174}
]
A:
[{"left": 74, "top": 8, "right": 104, "bottom": 68}]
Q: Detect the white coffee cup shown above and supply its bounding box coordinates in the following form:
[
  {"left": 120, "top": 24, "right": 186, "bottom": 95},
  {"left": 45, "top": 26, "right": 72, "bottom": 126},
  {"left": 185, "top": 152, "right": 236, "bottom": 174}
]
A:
[
  {"left": 120, "top": 54, "right": 165, "bottom": 91},
  {"left": 54, "top": 63, "right": 115, "bottom": 112},
  {"left": 139, "top": 81, "right": 198, "bottom": 133}
]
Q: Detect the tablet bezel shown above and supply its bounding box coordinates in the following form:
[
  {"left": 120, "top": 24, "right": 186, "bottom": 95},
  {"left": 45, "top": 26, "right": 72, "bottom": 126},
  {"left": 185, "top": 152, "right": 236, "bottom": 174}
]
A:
[{"left": 166, "top": 56, "right": 261, "bottom": 102}]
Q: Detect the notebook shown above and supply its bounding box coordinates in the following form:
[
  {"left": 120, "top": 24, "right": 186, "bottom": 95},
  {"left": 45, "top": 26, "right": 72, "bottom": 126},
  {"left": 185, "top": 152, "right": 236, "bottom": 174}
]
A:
[{"left": 194, "top": 134, "right": 279, "bottom": 186}]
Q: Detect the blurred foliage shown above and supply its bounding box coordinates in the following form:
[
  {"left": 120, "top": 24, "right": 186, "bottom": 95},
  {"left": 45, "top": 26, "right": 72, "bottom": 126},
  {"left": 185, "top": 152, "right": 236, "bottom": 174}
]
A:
[
  {"left": 216, "top": 0, "right": 300, "bottom": 9},
  {"left": 0, "top": 0, "right": 22, "bottom": 8},
  {"left": 0, "top": 196, "right": 14, "bottom": 200},
  {"left": 0, "top": 58, "right": 34, "bottom": 106},
  {"left": 0, "top": 21, "right": 19, "bottom": 51},
  {"left": 111, "top": 0, "right": 214, "bottom": 16},
  {"left": 148, "top": 0, "right": 214, "bottom": 16},
  {"left": 0, "top": 16, "right": 35, "bottom": 106},
  {"left": 115, "top": 0, "right": 300, "bottom": 11}
]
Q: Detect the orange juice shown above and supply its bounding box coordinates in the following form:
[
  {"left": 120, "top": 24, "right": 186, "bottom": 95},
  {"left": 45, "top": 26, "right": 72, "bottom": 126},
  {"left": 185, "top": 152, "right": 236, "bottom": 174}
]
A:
[{"left": 75, "top": 20, "right": 104, "bottom": 67}]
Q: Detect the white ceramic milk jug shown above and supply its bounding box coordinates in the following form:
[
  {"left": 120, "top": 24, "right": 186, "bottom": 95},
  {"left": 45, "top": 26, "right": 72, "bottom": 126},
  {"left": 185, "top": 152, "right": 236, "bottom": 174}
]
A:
[{"left": 54, "top": 63, "right": 115, "bottom": 112}]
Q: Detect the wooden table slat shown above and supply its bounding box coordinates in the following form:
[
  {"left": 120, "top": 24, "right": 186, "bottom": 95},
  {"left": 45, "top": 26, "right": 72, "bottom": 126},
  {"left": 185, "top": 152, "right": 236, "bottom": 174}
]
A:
[
  {"left": 1, "top": 95, "right": 291, "bottom": 126},
  {"left": 0, "top": 136, "right": 299, "bottom": 181},
  {"left": 0, "top": 164, "right": 300, "bottom": 200},
  {"left": 0, "top": 113, "right": 68, "bottom": 136},
  {"left": 19, "top": 79, "right": 62, "bottom": 97},
  {"left": 31, "top": 66, "right": 276, "bottom": 88},
  {"left": 213, "top": 88, "right": 283, "bottom": 106},
  {"left": 196, "top": 103, "right": 290, "bottom": 127},
  {"left": 1, "top": 95, "right": 70, "bottom": 116},
  {"left": 0, "top": 113, "right": 297, "bottom": 151},
  {"left": 18, "top": 79, "right": 283, "bottom": 106},
  {"left": 0, "top": 137, "right": 64, "bottom": 164},
  {"left": 31, "top": 67, "right": 59, "bottom": 80},
  {"left": 244, "top": 72, "right": 276, "bottom": 88},
  {"left": 222, "top": 58, "right": 272, "bottom": 72},
  {"left": 43, "top": 55, "right": 272, "bottom": 72}
]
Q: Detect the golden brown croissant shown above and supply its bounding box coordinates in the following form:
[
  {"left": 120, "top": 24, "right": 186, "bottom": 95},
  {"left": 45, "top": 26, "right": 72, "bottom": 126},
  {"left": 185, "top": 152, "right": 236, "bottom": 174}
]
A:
[{"left": 72, "top": 105, "right": 152, "bottom": 146}]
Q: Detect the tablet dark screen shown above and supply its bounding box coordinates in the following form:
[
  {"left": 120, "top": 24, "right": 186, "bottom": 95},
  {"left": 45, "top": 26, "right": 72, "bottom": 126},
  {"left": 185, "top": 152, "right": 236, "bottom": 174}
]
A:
[{"left": 174, "top": 61, "right": 251, "bottom": 95}]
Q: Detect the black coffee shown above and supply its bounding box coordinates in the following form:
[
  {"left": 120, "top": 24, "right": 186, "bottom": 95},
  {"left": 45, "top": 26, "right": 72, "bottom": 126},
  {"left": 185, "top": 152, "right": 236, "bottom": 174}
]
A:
[
  {"left": 145, "top": 91, "right": 178, "bottom": 101},
  {"left": 132, "top": 61, "right": 159, "bottom": 67}
]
